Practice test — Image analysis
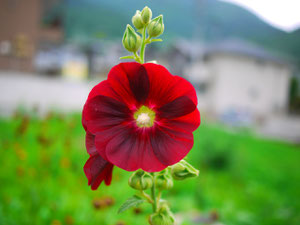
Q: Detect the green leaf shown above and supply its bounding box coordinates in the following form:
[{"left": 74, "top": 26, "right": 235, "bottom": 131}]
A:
[{"left": 117, "top": 195, "right": 145, "bottom": 214}]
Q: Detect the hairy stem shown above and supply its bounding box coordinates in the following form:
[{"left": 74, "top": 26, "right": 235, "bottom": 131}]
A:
[
  {"left": 156, "top": 190, "right": 162, "bottom": 208},
  {"left": 151, "top": 172, "right": 157, "bottom": 212},
  {"left": 140, "top": 27, "right": 147, "bottom": 63}
]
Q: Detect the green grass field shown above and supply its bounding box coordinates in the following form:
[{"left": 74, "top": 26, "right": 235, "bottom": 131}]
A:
[{"left": 0, "top": 113, "right": 299, "bottom": 225}]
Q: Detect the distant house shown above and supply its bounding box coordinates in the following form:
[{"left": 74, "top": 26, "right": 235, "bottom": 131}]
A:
[
  {"left": 0, "top": 0, "right": 63, "bottom": 72},
  {"left": 175, "top": 39, "right": 294, "bottom": 122}
]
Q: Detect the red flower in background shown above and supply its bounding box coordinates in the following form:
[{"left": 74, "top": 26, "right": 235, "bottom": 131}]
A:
[{"left": 82, "top": 62, "right": 200, "bottom": 190}]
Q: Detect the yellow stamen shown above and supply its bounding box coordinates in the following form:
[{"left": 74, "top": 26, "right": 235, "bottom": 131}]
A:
[{"left": 134, "top": 105, "right": 155, "bottom": 128}]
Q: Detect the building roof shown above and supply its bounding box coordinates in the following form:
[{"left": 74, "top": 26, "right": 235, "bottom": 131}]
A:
[
  {"left": 172, "top": 39, "right": 204, "bottom": 59},
  {"left": 172, "top": 38, "right": 294, "bottom": 66},
  {"left": 204, "top": 39, "right": 293, "bottom": 66}
]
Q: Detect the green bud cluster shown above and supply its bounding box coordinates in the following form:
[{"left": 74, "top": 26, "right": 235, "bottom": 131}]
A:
[
  {"left": 149, "top": 203, "right": 175, "bottom": 225},
  {"left": 125, "top": 160, "right": 198, "bottom": 224},
  {"left": 131, "top": 7, "right": 152, "bottom": 31},
  {"left": 170, "top": 160, "right": 199, "bottom": 180},
  {"left": 128, "top": 169, "right": 153, "bottom": 190},
  {"left": 121, "top": 6, "right": 165, "bottom": 63}
]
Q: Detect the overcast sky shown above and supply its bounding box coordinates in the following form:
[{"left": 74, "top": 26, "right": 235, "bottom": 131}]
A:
[{"left": 222, "top": 0, "right": 300, "bottom": 32}]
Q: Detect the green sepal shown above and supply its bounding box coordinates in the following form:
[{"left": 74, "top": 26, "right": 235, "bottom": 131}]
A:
[
  {"left": 120, "top": 55, "right": 135, "bottom": 60},
  {"left": 150, "top": 39, "right": 163, "bottom": 43}
]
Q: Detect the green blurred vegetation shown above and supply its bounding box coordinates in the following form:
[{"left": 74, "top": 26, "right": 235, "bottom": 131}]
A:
[{"left": 0, "top": 112, "right": 299, "bottom": 225}]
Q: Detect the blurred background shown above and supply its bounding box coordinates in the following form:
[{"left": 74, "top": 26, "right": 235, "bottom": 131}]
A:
[{"left": 0, "top": 0, "right": 300, "bottom": 225}]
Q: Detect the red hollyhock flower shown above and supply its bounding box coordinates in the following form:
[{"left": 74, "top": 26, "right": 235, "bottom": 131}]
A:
[{"left": 82, "top": 62, "right": 200, "bottom": 190}]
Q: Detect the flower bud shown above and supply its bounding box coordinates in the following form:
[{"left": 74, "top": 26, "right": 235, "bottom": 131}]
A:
[
  {"left": 155, "top": 171, "right": 173, "bottom": 190},
  {"left": 159, "top": 202, "right": 174, "bottom": 217},
  {"left": 147, "top": 15, "right": 164, "bottom": 38},
  {"left": 132, "top": 10, "right": 144, "bottom": 30},
  {"left": 149, "top": 204, "right": 175, "bottom": 225},
  {"left": 128, "top": 169, "right": 153, "bottom": 190},
  {"left": 122, "top": 24, "right": 141, "bottom": 52},
  {"left": 170, "top": 160, "right": 199, "bottom": 180},
  {"left": 141, "top": 6, "right": 152, "bottom": 24}
]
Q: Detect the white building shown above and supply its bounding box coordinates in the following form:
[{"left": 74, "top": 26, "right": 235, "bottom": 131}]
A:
[{"left": 183, "top": 40, "right": 294, "bottom": 124}]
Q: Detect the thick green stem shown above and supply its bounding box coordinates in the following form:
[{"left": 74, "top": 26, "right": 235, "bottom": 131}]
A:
[
  {"left": 151, "top": 172, "right": 157, "bottom": 212},
  {"left": 156, "top": 190, "right": 162, "bottom": 207},
  {"left": 140, "top": 27, "right": 147, "bottom": 63}
]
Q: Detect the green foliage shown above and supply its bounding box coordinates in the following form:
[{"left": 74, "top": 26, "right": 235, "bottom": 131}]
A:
[
  {"left": 189, "top": 124, "right": 300, "bottom": 225},
  {"left": 199, "top": 139, "right": 234, "bottom": 171},
  {"left": 0, "top": 113, "right": 300, "bottom": 225},
  {"left": 118, "top": 195, "right": 145, "bottom": 214},
  {"left": 0, "top": 113, "right": 148, "bottom": 225}
]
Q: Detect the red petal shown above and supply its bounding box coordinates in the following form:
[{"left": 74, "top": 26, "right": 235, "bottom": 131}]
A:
[
  {"left": 85, "top": 63, "right": 148, "bottom": 108},
  {"left": 104, "top": 125, "right": 166, "bottom": 172},
  {"left": 86, "top": 130, "right": 110, "bottom": 161},
  {"left": 127, "top": 65, "right": 150, "bottom": 104},
  {"left": 87, "top": 80, "right": 117, "bottom": 101},
  {"left": 82, "top": 80, "right": 122, "bottom": 130},
  {"left": 143, "top": 63, "right": 198, "bottom": 108},
  {"left": 173, "top": 75, "right": 198, "bottom": 106},
  {"left": 150, "top": 126, "right": 194, "bottom": 166},
  {"left": 84, "top": 154, "right": 114, "bottom": 190},
  {"left": 106, "top": 62, "right": 141, "bottom": 108},
  {"left": 94, "top": 124, "right": 126, "bottom": 161},
  {"left": 86, "top": 132, "right": 97, "bottom": 156},
  {"left": 159, "top": 96, "right": 196, "bottom": 119},
  {"left": 104, "top": 165, "right": 114, "bottom": 185},
  {"left": 158, "top": 109, "right": 201, "bottom": 133},
  {"left": 83, "top": 95, "right": 131, "bottom": 134}
]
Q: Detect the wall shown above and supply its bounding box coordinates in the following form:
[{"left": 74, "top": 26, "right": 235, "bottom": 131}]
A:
[{"left": 209, "top": 53, "right": 291, "bottom": 118}]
